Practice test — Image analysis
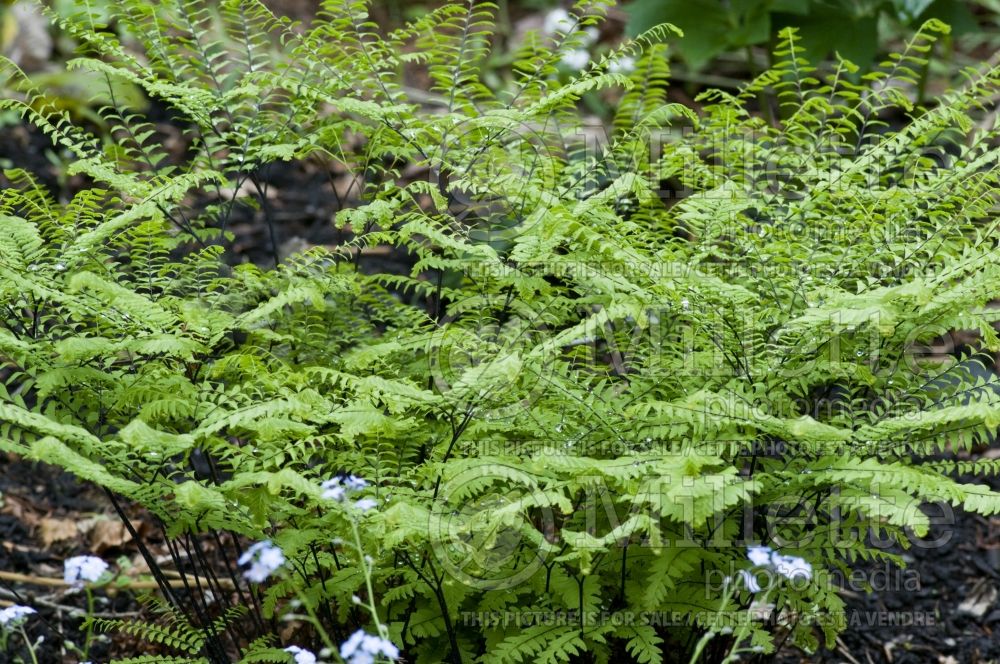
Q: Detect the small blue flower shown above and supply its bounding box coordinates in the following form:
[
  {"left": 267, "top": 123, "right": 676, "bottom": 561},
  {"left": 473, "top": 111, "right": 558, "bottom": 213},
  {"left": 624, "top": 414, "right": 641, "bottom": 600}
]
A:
[
  {"left": 746, "top": 545, "right": 772, "bottom": 567},
  {"left": 744, "top": 545, "right": 813, "bottom": 584},
  {"left": 340, "top": 629, "right": 400, "bottom": 663},
  {"left": 772, "top": 553, "right": 812, "bottom": 581},
  {"left": 0, "top": 605, "right": 36, "bottom": 629},
  {"left": 321, "top": 478, "right": 346, "bottom": 501},
  {"left": 542, "top": 8, "right": 573, "bottom": 35},
  {"left": 344, "top": 475, "right": 368, "bottom": 491},
  {"left": 284, "top": 645, "right": 317, "bottom": 664},
  {"left": 63, "top": 555, "right": 109, "bottom": 587},
  {"left": 238, "top": 540, "right": 285, "bottom": 583},
  {"left": 321, "top": 475, "right": 369, "bottom": 501}
]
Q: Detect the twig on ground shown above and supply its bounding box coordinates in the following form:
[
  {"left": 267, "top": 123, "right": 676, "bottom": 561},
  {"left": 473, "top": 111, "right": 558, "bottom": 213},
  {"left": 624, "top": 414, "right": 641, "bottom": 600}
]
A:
[{"left": 0, "top": 569, "right": 235, "bottom": 590}]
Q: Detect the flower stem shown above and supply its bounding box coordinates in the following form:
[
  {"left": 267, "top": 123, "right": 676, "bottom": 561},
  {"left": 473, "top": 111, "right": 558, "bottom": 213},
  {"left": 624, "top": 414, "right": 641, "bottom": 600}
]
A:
[
  {"left": 18, "top": 626, "right": 39, "bottom": 664},
  {"left": 83, "top": 587, "right": 95, "bottom": 657},
  {"left": 351, "top": 518, "right": 387, "bottom": 639}
]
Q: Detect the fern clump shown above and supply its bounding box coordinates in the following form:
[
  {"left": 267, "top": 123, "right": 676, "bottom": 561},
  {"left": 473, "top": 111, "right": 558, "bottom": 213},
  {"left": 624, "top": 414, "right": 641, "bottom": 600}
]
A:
[{"left": 1, "top": 1, "right": 999, "bottom": 663}]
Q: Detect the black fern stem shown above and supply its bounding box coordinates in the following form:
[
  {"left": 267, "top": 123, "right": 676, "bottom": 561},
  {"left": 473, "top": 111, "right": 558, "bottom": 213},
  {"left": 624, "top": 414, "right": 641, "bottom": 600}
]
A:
[
  {"left": 103, "top": 489, "right": 180, "bottom": 609},
  {"left": 430, "top": 406, "right": 475, "bottom": 496},
  {"left": 434, "top": 582, "right": 463, "bottom": 664},
  {"left": 188, "top": 530, "right": 249, "bottom": 652},
  {"left": 619, "top": 545, "right": 628, "bottom": 601},
  {"left": 433, "top": 269, "right": 444, "bottom": 322},
  {"left": 163, "top": 531, "right": 230, "bottom": 664},
  {"left": 249, "top": 173, "right": 281, "bottom": 268},
  {"left": 183, "top": 531, "right": 238, "bottom": 653},
  {"left": 290, "top": 512, "right": 345, "bottom": 643},
  {"left": 400, "top": 552, "right": 462, "bottom": 664},
  {"left": 104, "top": 493, "right": 234, "bottom": 662},
  {"left": 395, "top": 404, "right": 475, "bottom": 646},
  {"left": 307, "top": 541, "right": 344, "bottom": 644},
  {"left": 200, "top": 455, "right": 266, "bottom": 634},
  {"left": 326, "top": 543, "right": 365, "bottom": 629},
  {"left": 199, "top": 455, "right": 266, "bottom": 635},
  {"left": 210, "top": 529, "right": 266, "bottom": 635}
]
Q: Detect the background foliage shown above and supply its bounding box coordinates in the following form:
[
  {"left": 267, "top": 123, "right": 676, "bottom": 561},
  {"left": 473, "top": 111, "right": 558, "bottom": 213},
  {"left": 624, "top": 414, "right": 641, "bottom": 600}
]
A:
[{"left": 626, "top": 0, "right": 983, "bottom": 69}]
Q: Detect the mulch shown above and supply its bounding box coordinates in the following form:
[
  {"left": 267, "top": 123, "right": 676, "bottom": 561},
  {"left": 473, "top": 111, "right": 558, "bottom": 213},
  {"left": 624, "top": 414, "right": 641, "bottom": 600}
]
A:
[
  {"left": 772, "top": 465, "right": 1000, "bottom": 664},
  {"left": 0, "top": 456, "right": 150, "bottom": 663}
]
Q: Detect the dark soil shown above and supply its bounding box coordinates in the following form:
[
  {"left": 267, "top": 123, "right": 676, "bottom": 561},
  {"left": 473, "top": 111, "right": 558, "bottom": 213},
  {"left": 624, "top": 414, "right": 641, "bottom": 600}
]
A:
[
  {"left": 0, "top": 456, "right": 143, "bottom": 663},
  {"left": 0, "top": 455, "right": 270, "bottom": 664},
  {"left": 770, "top": 465, "right": 1000, "bottom": 663},
  {"left": 0, "top": 120, "right": 74, "bottom": 194}
]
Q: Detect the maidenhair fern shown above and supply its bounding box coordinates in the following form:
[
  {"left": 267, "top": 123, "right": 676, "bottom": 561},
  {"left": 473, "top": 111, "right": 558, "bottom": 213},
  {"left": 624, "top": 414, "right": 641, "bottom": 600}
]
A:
[{"left": 1, "top": 1, "right": 999, "bottom": 663}]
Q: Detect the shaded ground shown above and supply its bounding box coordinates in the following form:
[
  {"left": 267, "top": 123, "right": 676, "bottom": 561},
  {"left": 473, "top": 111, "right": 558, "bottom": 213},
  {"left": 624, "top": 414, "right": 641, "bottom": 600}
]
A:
[
  {"left": 0, "top": 456, "right": 151, "bottom": 663},
  {"left": 771, "top": 466, "right": 1000, "bottom": 664},
  {"left": 0, "top": 455, "right": 273, "bottom": 663}
]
